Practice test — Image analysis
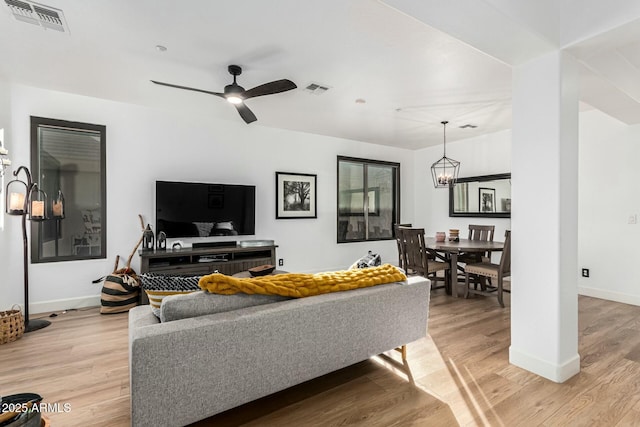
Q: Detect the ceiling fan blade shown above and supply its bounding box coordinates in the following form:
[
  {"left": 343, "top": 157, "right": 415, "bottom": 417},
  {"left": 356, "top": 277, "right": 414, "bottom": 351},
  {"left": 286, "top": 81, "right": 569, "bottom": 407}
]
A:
[
  {"left": 242, "top": 79, "right": 297, "bottom": 100},
  {"left": 234, "top": 103, "right": 257, "bottom": 124},
  {"left": 151, "top": 80, "right": 225, "bottom": 98}
]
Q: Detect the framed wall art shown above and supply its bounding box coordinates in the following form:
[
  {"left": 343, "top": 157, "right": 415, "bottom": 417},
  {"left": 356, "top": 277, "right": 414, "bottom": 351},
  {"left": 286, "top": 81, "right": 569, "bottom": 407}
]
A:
[
  {"left": 479, "top": 187, "right": 496, "bottom": 213},
  {"left": 276, "top": 172, "right": 317, "bottom": 219}
]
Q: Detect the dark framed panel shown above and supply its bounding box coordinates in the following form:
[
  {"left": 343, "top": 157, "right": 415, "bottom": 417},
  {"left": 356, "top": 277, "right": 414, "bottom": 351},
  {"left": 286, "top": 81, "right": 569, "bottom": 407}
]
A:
[
  {"left": 337, "top": 156, "right": 400, "bottom": 243},
  {"left": 478, "top": 187, "right": 496, "bottom": 212},
  {"left": 275, "top": 171, "right": 317, "bottom": 219},
  {"left": 449, "top": 173, "right": 510, "bottom": 218},
  {"left": 30, "top": 116, "right": 107, "bottom": 263}
]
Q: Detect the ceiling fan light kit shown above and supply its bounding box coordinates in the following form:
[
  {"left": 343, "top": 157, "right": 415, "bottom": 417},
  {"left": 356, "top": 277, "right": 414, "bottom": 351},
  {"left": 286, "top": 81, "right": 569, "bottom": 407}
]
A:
[
  {"left": 224, "top": 65, "right": 245, "bottom": 104},
  {"left": 226, "top": 96, "right": 243, "bottom": 104},
  {"left": 151, "top": 64, "right": 297, "bottom": 124},
  {"left": 431, "top": 120, "right": 460, "bottom": 188}
]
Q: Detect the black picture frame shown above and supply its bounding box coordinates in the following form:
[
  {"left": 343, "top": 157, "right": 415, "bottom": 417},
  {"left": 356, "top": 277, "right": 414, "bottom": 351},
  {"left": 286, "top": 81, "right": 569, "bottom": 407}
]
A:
[
  {"left": 275, "top": 172, "right": 317, "bottom": 219},
  {"left": 479, "top": 187, "right": 496, "bottom": 213},
  {"left": 448, "top": 173, "right": 511, "bottom": 218}
]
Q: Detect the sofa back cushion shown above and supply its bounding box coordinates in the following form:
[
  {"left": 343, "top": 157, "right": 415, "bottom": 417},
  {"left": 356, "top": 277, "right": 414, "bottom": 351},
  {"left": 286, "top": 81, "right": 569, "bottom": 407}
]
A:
[{"left": 160, "top": 291, "right": 291, "bottom": 322}]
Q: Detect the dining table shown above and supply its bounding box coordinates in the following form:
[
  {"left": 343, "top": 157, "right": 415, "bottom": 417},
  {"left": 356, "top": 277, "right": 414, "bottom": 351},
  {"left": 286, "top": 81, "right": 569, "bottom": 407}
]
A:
[{"left": 424, "top": 237, "right": 505, "bottom": 297}]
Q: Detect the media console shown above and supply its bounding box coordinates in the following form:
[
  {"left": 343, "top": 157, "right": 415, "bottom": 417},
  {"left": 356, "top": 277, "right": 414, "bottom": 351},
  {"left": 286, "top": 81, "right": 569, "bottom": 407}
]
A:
[{"left": 139, "top": 244, "right": 277, "bottom": 277}]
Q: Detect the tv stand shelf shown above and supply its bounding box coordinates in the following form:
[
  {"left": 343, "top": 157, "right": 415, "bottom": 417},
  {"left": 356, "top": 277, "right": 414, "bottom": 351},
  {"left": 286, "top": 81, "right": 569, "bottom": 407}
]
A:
[{"left": 139, "top": 244, "right": 277, "bottom": 277}]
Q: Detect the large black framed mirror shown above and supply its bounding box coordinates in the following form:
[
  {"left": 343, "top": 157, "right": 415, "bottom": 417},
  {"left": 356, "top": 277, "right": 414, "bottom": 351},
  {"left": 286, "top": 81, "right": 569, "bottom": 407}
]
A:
[
  {"left": 30, "top": 116, "right": 106, "bottom": 263},
  {"left": 449, "top": 173, "right": 510, "bottom": 218}
]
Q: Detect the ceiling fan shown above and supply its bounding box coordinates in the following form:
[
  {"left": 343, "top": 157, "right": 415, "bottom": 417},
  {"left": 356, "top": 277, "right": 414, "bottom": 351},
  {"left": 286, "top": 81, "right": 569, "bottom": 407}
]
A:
[{"left": 151, "top": 65, "right": 297, "bottom": 124}]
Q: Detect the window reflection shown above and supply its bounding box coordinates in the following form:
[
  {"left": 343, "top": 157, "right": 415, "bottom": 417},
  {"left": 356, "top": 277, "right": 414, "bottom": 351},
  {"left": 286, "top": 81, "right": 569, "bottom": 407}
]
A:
[
  {"left": 337, "top": 156, "right": 399, "bottom": 243},
  {"left": 31, "top": 117, "right": 106, "bottom": 262}
]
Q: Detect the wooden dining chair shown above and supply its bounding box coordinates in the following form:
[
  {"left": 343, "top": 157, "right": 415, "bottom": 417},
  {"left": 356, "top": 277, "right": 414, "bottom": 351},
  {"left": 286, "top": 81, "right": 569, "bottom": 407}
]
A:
[
  {"left": 464, "top": 230, "right": 511, "bottom": 307},
  {"left": 393, "top": 223, "right": 412, "bottom": 270},
  {"left": 468, "top": 224, "right": 495, "bottom": 241},
  {"left": 459, "top": 224, "right": 495, "bottom": 263},
  {"left": 398, "top": 227, "right": 449, "bottom": 291}
]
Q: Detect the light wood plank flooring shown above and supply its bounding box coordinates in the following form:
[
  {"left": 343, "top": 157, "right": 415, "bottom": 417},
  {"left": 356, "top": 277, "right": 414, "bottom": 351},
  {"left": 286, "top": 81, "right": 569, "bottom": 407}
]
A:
[{"left": 2, "top": 291, "right": 640, "bottom": 426}]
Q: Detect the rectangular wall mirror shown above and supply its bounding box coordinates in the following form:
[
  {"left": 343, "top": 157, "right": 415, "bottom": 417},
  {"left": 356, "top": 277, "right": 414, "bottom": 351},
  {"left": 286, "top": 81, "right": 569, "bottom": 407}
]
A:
[
  {"left": 449, "top": 173, "right": 510, "bottom": 218},
  {"left": 31, "top": 116, "right": 106, "bottom": 263}
]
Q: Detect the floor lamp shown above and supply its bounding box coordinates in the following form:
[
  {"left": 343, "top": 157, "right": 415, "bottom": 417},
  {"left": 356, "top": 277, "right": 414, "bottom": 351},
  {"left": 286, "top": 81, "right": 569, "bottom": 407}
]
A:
[{"left": 5, "top": 165, "right": 65, "bottom": 333}]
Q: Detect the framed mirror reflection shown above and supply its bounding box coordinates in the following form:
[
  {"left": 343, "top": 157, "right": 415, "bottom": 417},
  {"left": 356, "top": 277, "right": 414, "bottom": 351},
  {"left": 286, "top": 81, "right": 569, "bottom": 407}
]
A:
[
  {"left": 30, "top": 116, "right": 106, "bottom": 263},
  {"left": 449, "top": 173, "right": 510, "bottom": 218}
]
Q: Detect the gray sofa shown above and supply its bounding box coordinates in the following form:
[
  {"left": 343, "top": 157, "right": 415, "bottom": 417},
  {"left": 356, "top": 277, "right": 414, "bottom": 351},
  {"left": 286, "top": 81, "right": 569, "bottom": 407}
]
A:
[{"left": 129, "top": 276, "right": 431, "bottom": 427}]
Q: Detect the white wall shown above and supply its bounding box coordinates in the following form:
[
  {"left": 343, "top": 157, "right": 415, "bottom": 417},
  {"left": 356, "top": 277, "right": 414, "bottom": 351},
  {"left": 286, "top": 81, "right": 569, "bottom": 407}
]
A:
[
  {"left": 413, "top": 130, "right": 512, "bottom": 244},
  {"left": 578, "top": 109, "right": 640, "bottom": 304},
  {"left": 0, "top": 81, "right": 12, "bottom": 299},
  {"left": 0, "top": 83, "right": 416, "bottom": 313}
]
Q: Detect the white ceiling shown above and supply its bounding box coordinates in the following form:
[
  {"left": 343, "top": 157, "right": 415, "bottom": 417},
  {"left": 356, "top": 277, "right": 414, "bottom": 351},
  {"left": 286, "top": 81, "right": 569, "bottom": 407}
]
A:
[{"left": 1, "top": 0, "right": 640, "bottom": 150}]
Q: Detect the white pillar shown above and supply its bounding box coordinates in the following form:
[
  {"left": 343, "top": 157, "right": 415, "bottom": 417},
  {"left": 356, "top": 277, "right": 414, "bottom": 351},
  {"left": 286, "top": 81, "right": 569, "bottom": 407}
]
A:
[{"left": 510, "top": 50, "right": 580, "bottom": 382}]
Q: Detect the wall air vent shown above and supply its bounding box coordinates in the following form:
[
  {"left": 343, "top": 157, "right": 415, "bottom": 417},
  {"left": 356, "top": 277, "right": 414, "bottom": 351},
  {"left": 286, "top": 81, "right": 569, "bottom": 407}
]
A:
[
  {"left": 4, "top": 0, "right": 69, "bottom": 33},
  {"left": 304, "top": 83, "right": 331, "bottom": 95}
]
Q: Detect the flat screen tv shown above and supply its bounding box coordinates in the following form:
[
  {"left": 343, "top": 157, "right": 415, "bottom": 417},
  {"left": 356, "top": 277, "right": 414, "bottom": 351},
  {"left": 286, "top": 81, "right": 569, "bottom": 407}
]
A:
[{"left": 156, "top": 181, "right": 255, "bottom": 238}]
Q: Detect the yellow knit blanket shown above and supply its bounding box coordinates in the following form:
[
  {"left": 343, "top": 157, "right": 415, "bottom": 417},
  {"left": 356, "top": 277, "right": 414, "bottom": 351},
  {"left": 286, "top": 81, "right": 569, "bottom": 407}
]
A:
[{"left": 198, "top": 264, "right": 406, "bottom": 298}]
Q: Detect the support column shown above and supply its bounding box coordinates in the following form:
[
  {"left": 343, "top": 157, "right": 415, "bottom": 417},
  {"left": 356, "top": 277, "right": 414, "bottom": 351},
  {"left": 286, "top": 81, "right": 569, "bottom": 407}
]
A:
[{"left": 510, "top": 50, "right": 580, "bottom": 382}]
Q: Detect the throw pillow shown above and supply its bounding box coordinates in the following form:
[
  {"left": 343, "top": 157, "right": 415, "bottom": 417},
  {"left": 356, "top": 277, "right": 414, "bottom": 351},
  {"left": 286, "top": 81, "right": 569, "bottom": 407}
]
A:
[
  {"left": 349, "top": 251, "right": 382, "bottom": 269},
  {"left": 160, "top": 291, "right": 290, "bottom": 322},
  {"left": 139, "top": 273, "right": 201, "bottom": 318},
  {"left": 210, "top": 221, "right": 239, "bottom": 236},
  {"left": 193, "top": 221, "right": 215, "bottom": 237}
]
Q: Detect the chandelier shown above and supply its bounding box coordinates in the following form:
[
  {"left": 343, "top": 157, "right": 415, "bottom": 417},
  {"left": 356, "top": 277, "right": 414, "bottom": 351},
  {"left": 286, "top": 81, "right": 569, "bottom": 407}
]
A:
[{"left": 430, "top": 120, "right": 460, "bottom": 188}]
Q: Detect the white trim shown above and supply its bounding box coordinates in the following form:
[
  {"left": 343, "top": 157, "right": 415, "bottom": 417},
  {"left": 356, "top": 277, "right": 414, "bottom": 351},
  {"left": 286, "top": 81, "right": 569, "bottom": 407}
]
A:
[
  {"left": 578, "top": 286, "right": 640, "bottom": 307},
  {"left": 28, "top": 295, "right": 101, "bottom": 314},
  {"left": 509, "top": 346, "right": 580, "bottom": 383}
]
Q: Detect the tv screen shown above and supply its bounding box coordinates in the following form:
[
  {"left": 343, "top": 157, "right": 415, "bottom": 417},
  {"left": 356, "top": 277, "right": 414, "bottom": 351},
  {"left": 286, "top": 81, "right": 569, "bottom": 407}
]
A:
[{"left": 156, "top": 181, "right": 255, "bottom": 238}]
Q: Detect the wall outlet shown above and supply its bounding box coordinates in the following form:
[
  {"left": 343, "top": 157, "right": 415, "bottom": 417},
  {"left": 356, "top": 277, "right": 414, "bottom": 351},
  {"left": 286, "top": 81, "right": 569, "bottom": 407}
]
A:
[
  {"left": 629, "top": 214, "right": 637, "bottom": 224},
  {"left": 278, "top": 258, "right": 284, "bottom": 267},
  {"left": 581, "top": 268, "right": 590, "bottom": 278}
]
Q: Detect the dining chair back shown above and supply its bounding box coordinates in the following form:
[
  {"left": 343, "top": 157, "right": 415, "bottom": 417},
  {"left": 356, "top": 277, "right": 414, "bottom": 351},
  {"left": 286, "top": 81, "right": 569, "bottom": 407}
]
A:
[
  {"left": 468, "top": 224, "right": 495, "bottom": 242},
  {"left": 394, "top": 223, "right": 412, "bottom": 270},
  {"left": 464, "top": 230, "right": 511, "bottom": 307},
  {"left": 499, "top": 229, "right": 511, "bottom": 277},
  {"left": 460, "top": 224, "right": 496, "bottom": 266},
  {"left": 397, "top": 227, "right": 449, "bottom": 291}
]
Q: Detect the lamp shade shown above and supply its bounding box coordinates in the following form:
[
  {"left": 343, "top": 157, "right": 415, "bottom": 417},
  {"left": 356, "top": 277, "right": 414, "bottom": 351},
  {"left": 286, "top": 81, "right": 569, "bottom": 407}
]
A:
[
  {"left": 6, "top": 179, "right": 28, "bottom": 215},
  {"left": 28, "top": 184, "right": 47, "bottom": 221},
  {"left": 52, "top": 190, "right": 65, "bottom": 219}
]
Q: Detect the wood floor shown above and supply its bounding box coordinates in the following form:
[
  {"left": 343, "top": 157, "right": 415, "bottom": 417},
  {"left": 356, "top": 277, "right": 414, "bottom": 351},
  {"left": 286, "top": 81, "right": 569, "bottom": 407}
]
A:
[{"left": 2, "top": 291, "right": 640, "bottom": 426}]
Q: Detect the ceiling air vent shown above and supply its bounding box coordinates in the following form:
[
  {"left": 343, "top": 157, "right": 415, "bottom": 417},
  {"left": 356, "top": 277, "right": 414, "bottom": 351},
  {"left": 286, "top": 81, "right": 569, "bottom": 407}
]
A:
[
  {"left": 4, "top": 0, "right": 69, "bottom": 33},
  {"left": 304, "top": 83, "right": 331, "bottom": 95}
]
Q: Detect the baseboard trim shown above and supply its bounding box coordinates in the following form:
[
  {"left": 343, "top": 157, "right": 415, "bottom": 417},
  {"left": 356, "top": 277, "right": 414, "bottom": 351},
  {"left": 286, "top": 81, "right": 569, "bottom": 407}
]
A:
[
  {"left": 28, "top": 295, "right": 101, "bottom": 314},
  {"left": 578, "top": 286, "right": 640, "bottom": 307},
  {"left": 509, "top": 346, "right": 580, "bottom": 383}
]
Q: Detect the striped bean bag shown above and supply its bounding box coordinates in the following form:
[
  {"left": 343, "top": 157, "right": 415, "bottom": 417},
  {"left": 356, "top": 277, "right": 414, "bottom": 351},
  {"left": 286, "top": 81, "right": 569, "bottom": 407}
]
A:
[{"left": 100, "top": 273, "right": 140, "bottom": 314}]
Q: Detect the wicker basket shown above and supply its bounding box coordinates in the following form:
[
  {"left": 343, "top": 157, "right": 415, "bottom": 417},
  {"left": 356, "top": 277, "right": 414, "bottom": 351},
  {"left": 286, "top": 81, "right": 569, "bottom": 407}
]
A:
[{"left": 0, "top": 305, "right": 25, "bottom": 344}]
